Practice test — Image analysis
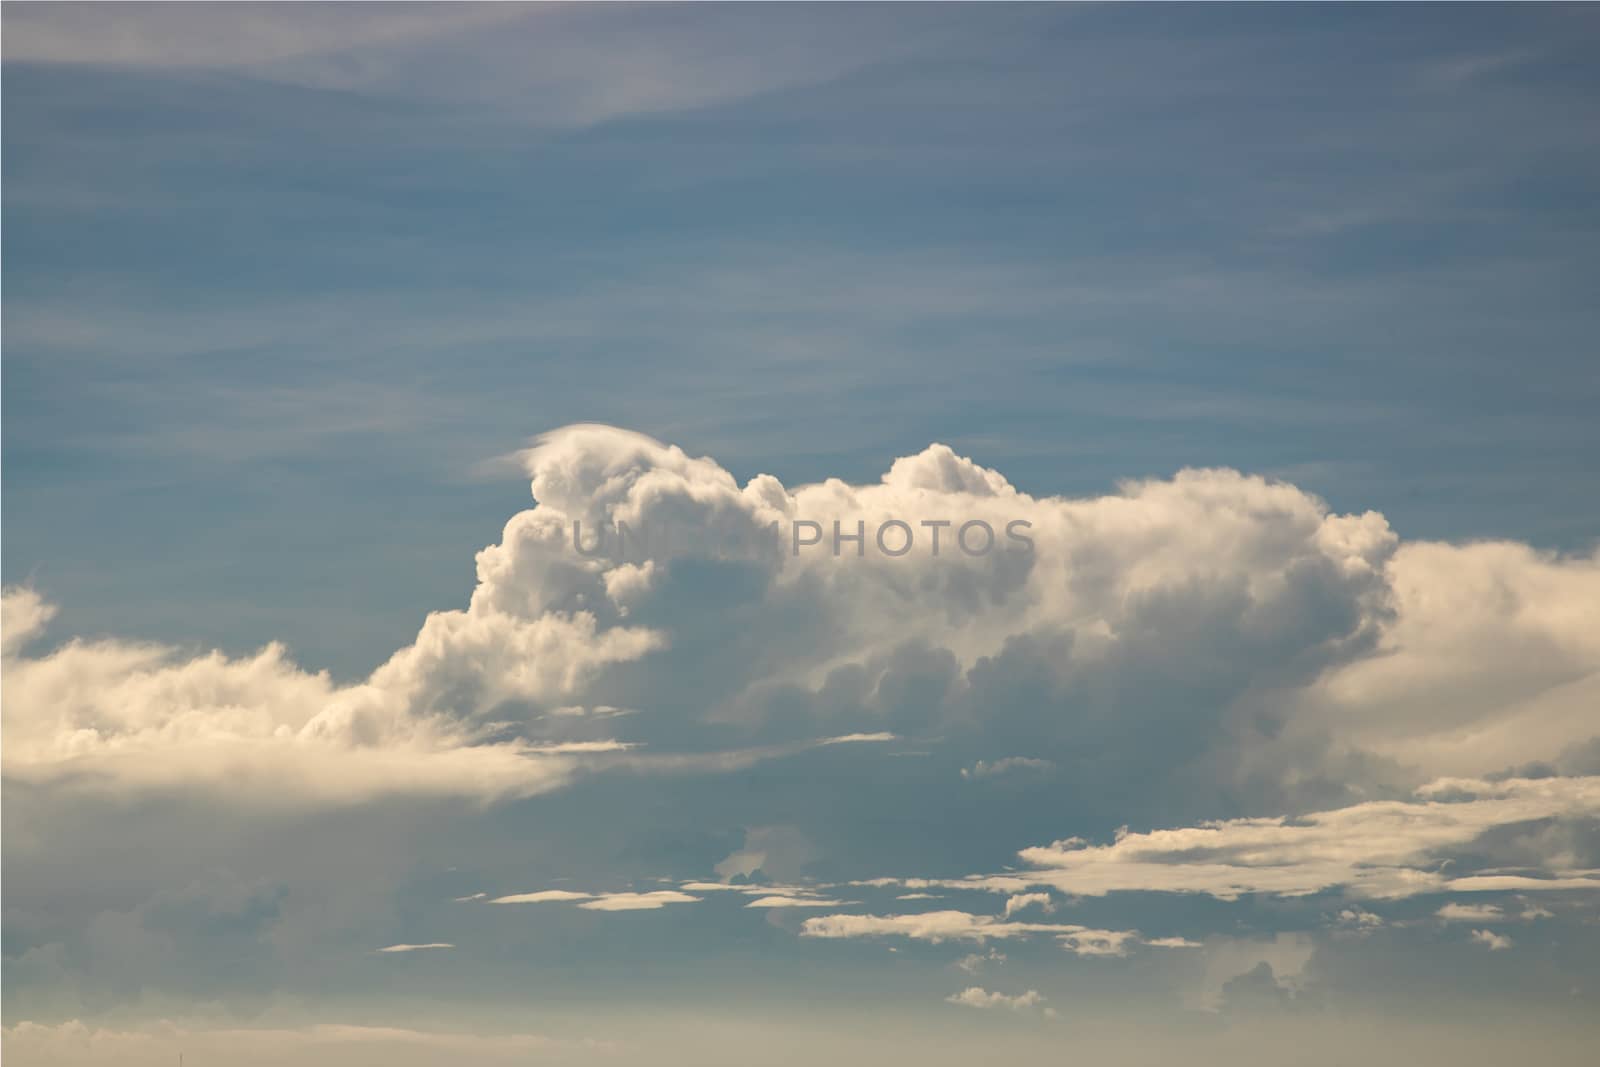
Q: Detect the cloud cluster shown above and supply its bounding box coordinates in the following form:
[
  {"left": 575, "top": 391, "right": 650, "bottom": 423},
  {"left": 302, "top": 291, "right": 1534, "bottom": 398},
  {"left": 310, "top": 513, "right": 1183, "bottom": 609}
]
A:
[
  {"left": 6, "top": 424, "right": 1599, "bottom": 1008},
  {"left": 859, "top": 775, "right": 1600, "bottom": 902}
]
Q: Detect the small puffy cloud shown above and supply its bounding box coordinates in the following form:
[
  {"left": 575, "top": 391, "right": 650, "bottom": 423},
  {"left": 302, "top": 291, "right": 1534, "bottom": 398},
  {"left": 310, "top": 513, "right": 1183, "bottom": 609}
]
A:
[
  {"left": 1470, "top": 929, "right": 1514, "bottom": 951},
  {"left": 489, "top": 890, "right": 593, "bottom": 904},
  {"left": 962, "top": 757, "right": 1055, "bottom": 780},
  {"left": 1334, "top": 908, "right": 1384, "bottom": 930},
  {"left": 713, "top": 826, "right": 817, "bottom": 884},
  {"left": 884, "top": 444, "right": 1015, "bottom": 497},
  {"left": 1192, "top": 935, "right": 1315, "bottom": 1013},
  {"left": 1142, "top": 936, "right": 1203, "bottom": 948},
  {"left": 680, "top": 881, "right": 832, "bottom": 899},
  {"left": 1059, "top": 929, "right": 1141, "bottom": 957},
  {"left": 798, "top": 909, "right": 1180, "bottom": 957},
  {"left": 1437, "top": 903, "right": 1504, "bottom": 923},
  {"left": 547, "top": 704, "right": 636, "bottom": 719},
  {"left": 818, "top": 732, "right": 898, "bottom": 745},
  {"left": 956, "top": 949, "right": 1006, "bottom": 974},
  {"left": 679, "top": 881, "right": 774, "bottom": 893},
  {"left": 575, "top": 891, "right": 701, "bottom": 912},
  {"left": 1003, "top": 893, "right": 1055, "bottom": 918},
  {"left": 488, "top": 888, "right": 701, "bottom": 911},
  {"left": 744, "top": 896, "right": 845, "bottom": 908},
  {"left": 0, "top": 586, "right": 55, "bottom": 656},
  {"left": 376, "top": 943, "right": 453, "bottom": 953},
  {"left": 801, "top": 910, "right": 1056, "bottom": 944},
  {"left": 945, "top": 986, "right": 1048, "bottom": 1013}
]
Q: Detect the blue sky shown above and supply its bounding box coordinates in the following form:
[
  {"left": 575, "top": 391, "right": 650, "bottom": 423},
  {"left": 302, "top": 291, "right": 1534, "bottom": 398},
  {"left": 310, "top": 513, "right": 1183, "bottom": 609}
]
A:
[{"left": 4, "top": 5, "right": 1600, "bottom": 1065}]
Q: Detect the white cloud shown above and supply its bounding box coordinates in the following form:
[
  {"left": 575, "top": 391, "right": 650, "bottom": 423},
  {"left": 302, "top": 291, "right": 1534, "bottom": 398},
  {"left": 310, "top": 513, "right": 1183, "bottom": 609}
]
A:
[
  {"left": 679, "top": 882, "right": 750, "bottom": 892},
  {"left": 945, "top": 986, "right": 1047, "bottom": 1012},
  {"left": 1297, "top": 540, "right": 1600, "bottom": 777},
  {"left": 1437, "top": 903, "right": 1504, "bottom": 923},
  {"left": 744, "top": 896, "right": 846, "bottom": 908},
  {"left": 486, "top": 889, "right": 701, "bottom": 911},
  {"left": 1191, "top": 934, "right": 1315, "bottom": 1013},
  {"left": 489, "top": 890, "right": 593, "bottom": 905},
  {"left": 1003, "top": 892, "right": 1055, "bottom": 918},
  {"left": 818, "top": 732, "right": 898, "bottom": 745},
  {"left": 798, "top": 909, "right": 1185, "bottom": 957},
  {"left": 376, "top": 943, "right": 453, "bottom": 953},
  {"left": 548, "top": 704, "right": 637, "bottom": 719},
  {"left": 1060, "top": 929, "right": 1142, "bottom": 957},
  {"left": 1335, "top": 908, "right": 1384, "bottom": 929},
  {"left": 0, "top": 586, "right": 55, "bottom": 656},
  {"left": 956, "top": 949, "right": 1006, "bottom": 974},
  {"left": 679, "top": 882, "right": 765, "bottom": 893},
  {"left": 0, "top": 592, "right": 658, "bottom": 807},
  {"left": 1470, "top": 929, "right": 1514, "bottom": 951},
  {"left": 575, "top": 891, "right": 702, "bottom": 912},
  {"left": 806, "top": 908, "right": 1030, "bottom": 940},
  {"left": 1439, "top": 873, "right": 1600, "bottom": 893},
  {"left": 891, "top": 776, "right": 1600, "bottom": 902},
  {"left": 801, "top": 910, "right": 1090, "bottom": 945},
  {"left": 962, "top": 757, "right": 1055, "bottom": 780}
]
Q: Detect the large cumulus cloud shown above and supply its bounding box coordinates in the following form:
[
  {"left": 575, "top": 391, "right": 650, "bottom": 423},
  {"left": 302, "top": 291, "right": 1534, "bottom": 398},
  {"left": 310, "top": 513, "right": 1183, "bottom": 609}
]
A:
[
  {"left": 5, "top": 423, "right": 1597, "bottom": 816},
  {"left": 7, "top": 424, "right": 1600, "bottom": 1037}
]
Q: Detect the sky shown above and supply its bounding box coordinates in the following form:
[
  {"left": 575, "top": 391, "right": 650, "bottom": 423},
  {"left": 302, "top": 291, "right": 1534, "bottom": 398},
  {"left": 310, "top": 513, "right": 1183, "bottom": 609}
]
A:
[{"left": 3, "top": 4, "right": 1600, "bottom": 1064}]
